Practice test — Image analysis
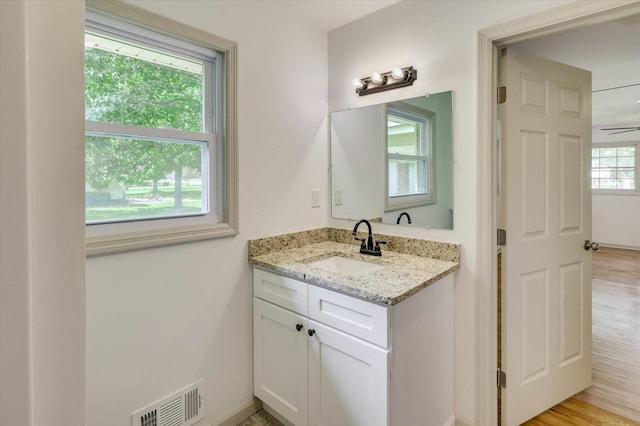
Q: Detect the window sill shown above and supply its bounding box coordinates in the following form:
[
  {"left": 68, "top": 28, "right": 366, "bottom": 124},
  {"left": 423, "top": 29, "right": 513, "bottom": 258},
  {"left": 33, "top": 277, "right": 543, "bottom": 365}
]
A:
[
  {"left": 385, "top": 195, "right": 436, "bottom": 212},
  {"left": 86, "top": 222, "right": 237, "bottom": 256},
  {"left": 592, "top": 190, "right": 640, "bottom": 197}
]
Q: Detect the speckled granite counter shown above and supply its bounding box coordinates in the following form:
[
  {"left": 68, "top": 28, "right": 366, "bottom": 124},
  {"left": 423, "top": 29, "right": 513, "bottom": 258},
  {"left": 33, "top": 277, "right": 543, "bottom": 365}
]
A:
[{"left": 249, "top": 228, "right": 460, "bottom": 306}]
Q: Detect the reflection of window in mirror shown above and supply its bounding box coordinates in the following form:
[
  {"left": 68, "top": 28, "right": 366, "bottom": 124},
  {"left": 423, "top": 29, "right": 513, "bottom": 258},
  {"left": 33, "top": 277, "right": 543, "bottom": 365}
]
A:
[{"left": 385, "top": 105, "right": 436, "bottom": 211}]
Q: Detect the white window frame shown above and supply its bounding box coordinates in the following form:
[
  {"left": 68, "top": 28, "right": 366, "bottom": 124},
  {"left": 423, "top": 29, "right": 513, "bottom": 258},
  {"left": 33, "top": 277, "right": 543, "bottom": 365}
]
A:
[
  {"left": 385, "top": 104, "right": 436, "bottom": 211},
  {"left": 591, "top": 142, "right": 640, "bottom": 196},
  {"left": 85, "top": 0, "right": 238, "bottom": 256}
]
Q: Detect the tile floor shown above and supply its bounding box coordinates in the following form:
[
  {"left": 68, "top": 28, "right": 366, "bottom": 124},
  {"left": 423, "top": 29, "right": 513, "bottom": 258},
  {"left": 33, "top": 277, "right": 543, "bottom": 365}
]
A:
[{"left": 237, "top": 409, "right": 283, "bottom": 426}]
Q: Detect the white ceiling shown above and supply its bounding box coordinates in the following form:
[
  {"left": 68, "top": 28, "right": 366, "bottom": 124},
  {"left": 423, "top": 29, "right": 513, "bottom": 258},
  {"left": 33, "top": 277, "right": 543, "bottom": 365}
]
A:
[
  {"left": 513, "top": 14, "right": 640, "bottom": 128},
  {"left": 268, "top": 0, "right": 401, "bottom": 32}
]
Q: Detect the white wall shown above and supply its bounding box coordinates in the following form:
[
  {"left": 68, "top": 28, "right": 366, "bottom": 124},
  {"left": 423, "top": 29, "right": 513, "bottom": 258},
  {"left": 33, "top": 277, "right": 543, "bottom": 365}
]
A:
[
  {"left": 86, "top": 1, "right": 328, "bottom": 425},
  {"left": 1, "top": 3, "right": 31, "bottom": 422},
  {"left": 328, "top": 1, "right": 571, "bottom": 422},
  {"left": 0, "top": 1, "right": 86, "bottom": 425},
  {"left": 592, "top": 127, "right": 640, "bottom": 249}
]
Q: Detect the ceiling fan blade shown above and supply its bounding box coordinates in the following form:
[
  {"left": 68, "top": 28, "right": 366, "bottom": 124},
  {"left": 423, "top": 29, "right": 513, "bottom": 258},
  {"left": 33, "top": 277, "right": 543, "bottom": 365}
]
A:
[
  {"left": 601, "top": 127, "right": 639, "bottom": 130},
  {"left": 608, "top": 129, "right": 639, "bottom": 135}
]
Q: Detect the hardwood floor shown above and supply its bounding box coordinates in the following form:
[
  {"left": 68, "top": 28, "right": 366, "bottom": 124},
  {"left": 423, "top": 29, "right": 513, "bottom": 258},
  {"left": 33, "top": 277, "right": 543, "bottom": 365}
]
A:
[
  {"left": 591, "top": 246, "right": 640, "bottom": 284},
  {"left": 524, "top": 398, "right": 640, "bottom": 425},
  {"left": 573, "top": 247, "right": 640, "bottom": 422}
]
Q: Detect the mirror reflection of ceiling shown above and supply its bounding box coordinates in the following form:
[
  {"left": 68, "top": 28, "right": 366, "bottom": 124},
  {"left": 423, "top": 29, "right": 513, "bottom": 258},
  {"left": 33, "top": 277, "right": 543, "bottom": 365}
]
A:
[{"left": 513, "top": 14, "right": 640, "bottom": 127}]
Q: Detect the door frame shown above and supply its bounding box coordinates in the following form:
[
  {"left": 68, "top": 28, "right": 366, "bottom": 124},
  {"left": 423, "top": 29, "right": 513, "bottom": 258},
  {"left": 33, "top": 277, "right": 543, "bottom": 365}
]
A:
[{"left": 476, "top": 1, "right": 640, "bottom": 425}]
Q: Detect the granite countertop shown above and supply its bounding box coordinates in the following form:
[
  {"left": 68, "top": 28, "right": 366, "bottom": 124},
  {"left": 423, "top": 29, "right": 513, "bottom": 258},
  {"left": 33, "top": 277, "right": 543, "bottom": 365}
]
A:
[{"left": 250, "top": 238, "right": 459, "bottom": 306}]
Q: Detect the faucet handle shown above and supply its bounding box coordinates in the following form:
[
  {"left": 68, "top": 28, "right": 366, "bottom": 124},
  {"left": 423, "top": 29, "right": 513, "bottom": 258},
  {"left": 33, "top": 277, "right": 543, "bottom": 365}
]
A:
[
  {"left": 354, "top": 236, "right": 366, "bottom": 250},
  {"left": 374, "top": 240, "right": 387, "bottom": 252}
]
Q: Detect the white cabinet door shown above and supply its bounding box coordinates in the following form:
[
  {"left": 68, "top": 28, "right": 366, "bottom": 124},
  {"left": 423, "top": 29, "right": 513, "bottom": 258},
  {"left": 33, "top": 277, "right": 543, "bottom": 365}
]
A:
[
  {"left": 254, "top": 298, "right": 309, "bottom": 426},
  {"left": 307, "top": 320, "right": 389, "bottom": 426}
]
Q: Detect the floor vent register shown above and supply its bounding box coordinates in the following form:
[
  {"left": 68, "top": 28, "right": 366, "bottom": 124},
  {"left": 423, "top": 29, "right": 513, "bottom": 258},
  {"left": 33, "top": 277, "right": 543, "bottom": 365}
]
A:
[{"left": 132, "top": 379, "right": 204, "bottom": 426}]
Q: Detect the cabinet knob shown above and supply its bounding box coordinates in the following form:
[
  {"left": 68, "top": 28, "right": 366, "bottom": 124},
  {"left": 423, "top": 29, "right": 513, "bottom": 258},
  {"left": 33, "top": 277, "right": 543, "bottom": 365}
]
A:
[
  {"left": 307, "top": 329, "right": 316, "bottom": 337},
  {"left": 295, "top": 324, "right": 303, "bottom": 332}
]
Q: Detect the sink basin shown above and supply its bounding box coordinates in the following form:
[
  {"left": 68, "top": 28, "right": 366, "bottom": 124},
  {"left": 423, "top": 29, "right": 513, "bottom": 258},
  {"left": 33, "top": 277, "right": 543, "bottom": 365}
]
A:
[{"left": 306, "top": 256, "right": 384, "bottom": 277}]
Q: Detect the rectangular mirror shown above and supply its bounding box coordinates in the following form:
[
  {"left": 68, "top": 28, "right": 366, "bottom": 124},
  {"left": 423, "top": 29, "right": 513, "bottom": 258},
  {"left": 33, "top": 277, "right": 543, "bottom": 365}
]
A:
[{"left": 330, "top": 91, "right": 453, "bottom": 229}]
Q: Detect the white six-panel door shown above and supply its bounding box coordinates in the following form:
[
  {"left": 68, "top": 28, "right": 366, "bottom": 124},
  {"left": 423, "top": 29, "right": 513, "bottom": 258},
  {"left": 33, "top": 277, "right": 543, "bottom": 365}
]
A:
[{"left": 501, "top": 48, "right": 593, "bottom": 425}]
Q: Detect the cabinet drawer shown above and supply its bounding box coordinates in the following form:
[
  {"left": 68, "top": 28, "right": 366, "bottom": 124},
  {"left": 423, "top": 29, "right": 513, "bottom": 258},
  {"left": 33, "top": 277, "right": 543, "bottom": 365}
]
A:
[
  {"left": 254, "top": 268, "right": 308, "bottom": 315},
  {"left": 308, "top": 285, "right": 389, "bottom": 348}
]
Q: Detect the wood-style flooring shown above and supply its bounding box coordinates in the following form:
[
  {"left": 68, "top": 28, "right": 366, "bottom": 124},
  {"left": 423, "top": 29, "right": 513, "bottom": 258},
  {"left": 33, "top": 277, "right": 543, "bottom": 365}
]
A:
[
  {"left": 574, "top": 247, "right": 640, "bottom": 422},
  {"left": 524, "top": 397, "right": 640, "bottom": 425}
]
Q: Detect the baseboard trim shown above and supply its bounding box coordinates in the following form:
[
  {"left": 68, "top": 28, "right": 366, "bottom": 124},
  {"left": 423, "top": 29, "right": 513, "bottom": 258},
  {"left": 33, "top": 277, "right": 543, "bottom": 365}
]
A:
[
  {"left": 210, "top": 397, "right": 263, "bottom": 426},
  {"left": 598, "top": 243, "right": 640, "bottom": 251},
  {"left": 455, "top": 414, "right": 475, "bottom": 426},
  {"left": 444, "top": 413, "right": 456, "bottom": 426}
]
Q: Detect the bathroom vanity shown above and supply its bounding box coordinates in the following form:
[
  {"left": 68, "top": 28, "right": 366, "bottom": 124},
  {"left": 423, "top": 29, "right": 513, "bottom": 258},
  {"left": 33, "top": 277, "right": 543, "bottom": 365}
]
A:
[{"left": 249, "top": 228, "right": 459, "bottom": 426}]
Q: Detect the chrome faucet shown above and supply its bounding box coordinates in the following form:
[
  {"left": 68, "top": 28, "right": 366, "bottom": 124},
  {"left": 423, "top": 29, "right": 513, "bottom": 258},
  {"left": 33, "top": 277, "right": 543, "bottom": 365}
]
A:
[
  {"left": 396, "top": 212, "right": 412, "bottom": 225},
  {"left": 352, "top": 219, "right": 386, "bottom": 256}
]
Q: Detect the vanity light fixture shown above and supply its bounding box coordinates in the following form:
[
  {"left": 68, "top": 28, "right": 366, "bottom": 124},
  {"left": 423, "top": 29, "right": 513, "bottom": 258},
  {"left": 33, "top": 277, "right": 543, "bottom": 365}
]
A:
[
  {"left": 391, "top": 67, "right": 404, "bottom": 80},
  {"left": 353, "top": 66, "right": 417, "bottom": 96},
  {"left": 370, "top": 71, "right": 385, "bottom": 84}
]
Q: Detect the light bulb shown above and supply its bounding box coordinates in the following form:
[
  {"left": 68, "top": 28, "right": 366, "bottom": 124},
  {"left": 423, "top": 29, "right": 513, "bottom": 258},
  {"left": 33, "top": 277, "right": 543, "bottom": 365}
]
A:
[
  {"left": 391, "top": 67, "right": 405, "bottom": 80},
  {"left": 370, "top": 72, "right": 383, "bottom": 84},
  {"left": 352, "top": 78, "right": 364, "bottom": 89}
]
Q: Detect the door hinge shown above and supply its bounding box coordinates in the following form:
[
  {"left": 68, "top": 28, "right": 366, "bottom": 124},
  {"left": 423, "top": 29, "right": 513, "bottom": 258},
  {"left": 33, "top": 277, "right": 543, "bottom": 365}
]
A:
[
  {"left": 497, "top": 228, "right": 507, "bottom": 246},
  {"left": 497, "top": 86, "right": 507, "bottom": 104},
  {"left": 497, "top": 369, "right": 507, "bottom": 389}
]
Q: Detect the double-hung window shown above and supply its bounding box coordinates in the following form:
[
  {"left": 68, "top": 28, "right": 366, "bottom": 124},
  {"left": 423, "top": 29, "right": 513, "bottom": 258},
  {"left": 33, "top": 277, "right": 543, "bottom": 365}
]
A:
[
  {"left": 385, "top": 105, "right": 435, "bottom": 210},
  {"left": 592, "top": 143, "right": 639, "bottom": 193},
  {"left": 85, "top": 1, "right": 237, "bottom": 255}
]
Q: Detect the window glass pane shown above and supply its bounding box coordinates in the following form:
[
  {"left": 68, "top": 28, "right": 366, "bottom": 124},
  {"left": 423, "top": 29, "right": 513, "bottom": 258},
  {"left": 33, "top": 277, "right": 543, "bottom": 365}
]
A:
[
  {"left": 599, "top": 148, "right": 617, "bottom": 157},
  {"left": 85, "top": 32, "right": 204, "bottom": 132},
  {"left": 388, "top": 159, "right": 426, "bottom": 197},
  {"left": 600, "top": 157, "right": 618, "bottom": 168},
  {"left": 618, "top": 156, "right": 635, "bottom": 167},
  {"left": 86, "top": 135, "right": 206, "bottom": 223},
  {"left": 619, "top": 179, "right": 635, "bottom": 189},
  {"left": 617, "top": 146, "right": 635, "bottom": 156},
  {"left": 387, "top": 115, "right": 423, "bottom": 155},
  {"left": 592, "top": 145, "right": 637, "bottom": 190}
]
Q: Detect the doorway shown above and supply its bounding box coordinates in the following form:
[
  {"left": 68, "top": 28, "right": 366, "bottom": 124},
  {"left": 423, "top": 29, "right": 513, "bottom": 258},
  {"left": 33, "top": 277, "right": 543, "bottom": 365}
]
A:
[
  {"left": 476, "top": 2, "right": 640, "bottom": 425},
  {"left": 506, "top": 20, "right": 640, "bottom": 423}
]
